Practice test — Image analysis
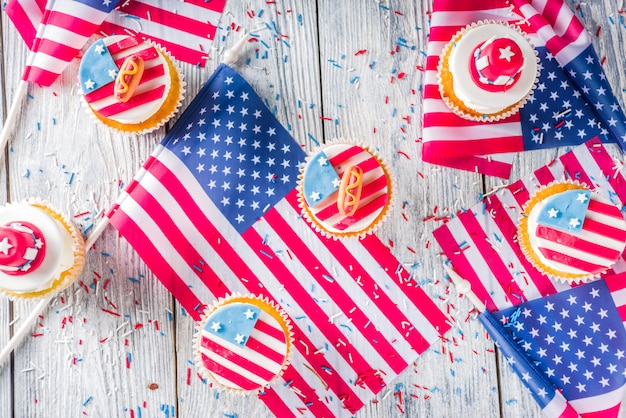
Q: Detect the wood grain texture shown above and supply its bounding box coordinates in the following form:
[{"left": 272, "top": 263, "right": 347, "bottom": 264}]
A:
[{"left": 1, "top": 0, "right": 625, "bottom": 417}]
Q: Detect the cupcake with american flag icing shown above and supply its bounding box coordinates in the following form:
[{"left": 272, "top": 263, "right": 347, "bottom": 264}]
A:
[
  {"left": 194, "top": 294, "right": 293, "bottom": 394},
  {"left": 517, "top": 181, "right": 626, "bottom": 282},
  {"left": 297, "top": 141, "right": 393, "bottom": 239},
  {"left": 78, "top": 35, "right": 184, "bottom": 134}
]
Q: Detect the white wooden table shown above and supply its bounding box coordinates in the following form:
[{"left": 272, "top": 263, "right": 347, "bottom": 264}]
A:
[{"left": 1, "top": 1, "right": 625, "bottom": 417}]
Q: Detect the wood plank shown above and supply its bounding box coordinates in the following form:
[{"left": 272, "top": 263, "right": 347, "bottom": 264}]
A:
[
  {"left": 0, "top": 16, "right": 179, "bottom": 416},
  {"left": 174, "top": 1, "right": 324, "bottom": 417},
  {"left": 483, "top": 2, "right": 626, "bottom": 417},
  {"left": 314, "top": 1, "right": 500, "bottom": 416}
]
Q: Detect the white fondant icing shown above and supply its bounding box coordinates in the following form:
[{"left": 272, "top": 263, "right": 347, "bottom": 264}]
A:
[
  {"left": 0, "top": 204, "right": 75, "bottom": 293},
  {"left": 448, "top": 23, "right": 537, "bottom": 114}
]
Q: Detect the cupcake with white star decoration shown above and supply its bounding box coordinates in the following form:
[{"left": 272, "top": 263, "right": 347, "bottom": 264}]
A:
[
  {"left": 194, "top": 294, "right": 293, "bottom": 394},
  {"left": 0, "top": 199, "right": 85, "bottom": 299},
  {"left": 517, "top": 181, "right": 626, "bottom": 282},
  {"left": 437, "top": 20, "right": 539, "bottom": 122},
  {"left": 78, "top": 35, "right": 184, "bottom": 135},
  {"left": 297, "top": 141, "right": 394, "bottom": 239}
]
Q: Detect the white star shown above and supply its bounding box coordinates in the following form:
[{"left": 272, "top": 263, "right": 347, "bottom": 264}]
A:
[
  {"left": 107, "top": 69, "right": 117, "bottom": 79},
  {"left": 599, "top": 377, "right": 610, "bottom": 387},
  {"left": 196, "top": 163, "right": 205, "bottom": 172},
  {"left": 559, "top": 308, "right": 569, "bottom": 318},
  {"left": 253, "top": 109, "right": 262, "bottom": 119},
  {"left": 547, "top": 208, "right": 559, "bottom": 218},
  {"left": 310, "top": 191, "right": 321, "bottom": 201},
  {"left": 545, "top": 302, "right": 555, "bottom": 311},
  {"left": 267, "top": 127, "right": 276, "bottom": 137},
  {"left": 567, "top": 362, "right": 578, "bottom": 372},
  {"left": 0, "top": 237, "right": 13, "bottom": 255},
  {"left": 591, "top": 356, "right": 602, "bottom": 367},
  {"left": 582, "top": 70, "right": 593, "bottom": 80},
  {"left": 599, "top": 343, "right": 610, "bottom": 354},
  {"left": 537, "top": 387, "right": 548, "bottom": 397},
  {"left": 235, "top": 214, "right": 244, "bottom": 224},
  {"left": 598, "top": 308, "right": 608, "bottom": 319},
  {"left": 590, "top": 322, "right": 601, "bottom": 333},
  {"left": 561, "top": 374, "right": 570, "bottom": 385},
  {"left": 521, "top": 371, "right": 531, "bottom": 382},
  {"left": 225, "top": 90, "right": 235, "bottom": 99},
  {"left": 576, "top": 382, "right": 586, "bottom": 392},
  {"left": 607, "top": 363, "right": 618, "bottom": 374},
  {"left": 94, "top": 43, "right": 105, "bottom": 54},
  {"left": 210, "top": 322, "right": 221, "bottom": 332},
  {"left": 582, "top": 302, "right": 593, "bottom": 312},
  {"left": 234, "top": 333, "right": 245, "bottom": 344},
  {"left": 606, "top": 329, "right": 617, "bottom": 340},
  {"left": 243, "top": 309, "right": 255, "bottom": 319},
  {"left": 567, "top": 294, "right": 577, "bottom": 305},
  {"left": 583, "top": 369, "right": 593, "bottom": 380},
  {"left": 575, "top": 349, "right": 585, "bottom": 359},
  {"left": 568, "top": 218, "right": 580, "bottom": 228},
  {"left": 84, "top": 79, "right": 95, "bottom": 90},
  {"left": 498, "top": 46, "right": 516, "bottom": 61}
]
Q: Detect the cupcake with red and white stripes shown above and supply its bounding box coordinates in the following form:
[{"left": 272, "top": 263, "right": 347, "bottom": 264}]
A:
[
  {"left": 194, "top": 294, "right": 293, "bottom": 394},
  {"left": 298, "top": 142, "right": 393, "bottom": 239},
  {"left": 78, "top": 35, "right": 184, "bottom": 135},
  {"left": 517, "top": 181, "right": 626, "bottom": 282}
]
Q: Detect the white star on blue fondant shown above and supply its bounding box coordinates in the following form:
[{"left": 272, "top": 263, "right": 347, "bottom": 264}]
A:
[
  {"left": 202, "top": 303, "right": 261, "bottom": 347},
  {"left": 78, "top": 39, "right": 118, "bottom": 94},
  {"left": 303, "top": 151, "right": 340, "bottom": 206},
  {"left": 537, "top": 189, "right": 591, "bottom": 233}
]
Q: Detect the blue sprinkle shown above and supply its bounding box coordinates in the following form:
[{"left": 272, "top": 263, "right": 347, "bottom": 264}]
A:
[{"left": 82, "top": 396, "right": 93, "bottom": 406}]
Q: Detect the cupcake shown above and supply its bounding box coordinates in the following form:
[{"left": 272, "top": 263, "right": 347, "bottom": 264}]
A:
[
  {"left": 437, "top": 20, "right": 538, "bottom": 121},
  {"left": 78, "top": 35, "right": 184, "bottom": 134},
  {"left": 298, "top": 142, "right": 393, "bottom": 239},
  {"left": 194, "top": 294, "right": 293, "bottom": 393},
  {"left": 0, "top": 200, "right": 85, "bottom": 299},
  {"left": 517, "top": 181, "right": 626, "bottom": 282}
]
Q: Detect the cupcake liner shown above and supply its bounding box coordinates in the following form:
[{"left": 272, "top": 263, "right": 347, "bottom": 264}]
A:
[
  {"left": 296, "top": 139, "right": 395, "bottom": 240},
  {"left": 193, "top": 293, "right": 294, "bottom": 395},
  {"left": 437, "top": 20, "right": 539, "bottom": 122},
  {"left": 80, "top": 38, "right": 186, "bottom": 136},
  {"left": 0, "top": 198, "right": 86, "bottom": 300},
  {"left": 517, "top": 181, "right": 626, "bottom": 283}
]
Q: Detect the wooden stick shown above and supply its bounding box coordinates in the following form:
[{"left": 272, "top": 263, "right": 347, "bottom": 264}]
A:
[{"left": 0, "top": 80, "right": 28, "bottom": 162}]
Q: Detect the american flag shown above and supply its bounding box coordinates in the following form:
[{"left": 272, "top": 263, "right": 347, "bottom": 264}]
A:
[
  {"left": 433, "top": 138, "right": 626, "bottom": 314},
  {"left": 197, "top": 300, "right": 290, "bottom": 392},
  {"left": 100, "top": 0, "right": 226, "bottom": 67},
  {"left": 5, "top": 0, "right": 121, "bottom": 86},
  {"left": 433, "top": 138, "right": 626, "bottom": 416},
  {"left": 488, "top": 279, "right": 626, "bottom": 417},
  {"left": 422, "top": 0, "right": 626, "bottom": 178},
  {"left": 107, "top": 63, "right": 450, "bottom": 416}
]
